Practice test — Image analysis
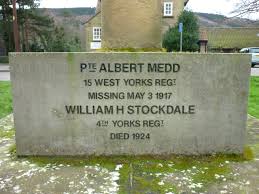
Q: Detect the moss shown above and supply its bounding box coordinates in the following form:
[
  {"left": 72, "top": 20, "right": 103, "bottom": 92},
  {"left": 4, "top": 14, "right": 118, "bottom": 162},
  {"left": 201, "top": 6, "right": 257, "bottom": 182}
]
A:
[
  {"left": 66, "top": 53, "right": 75, "bottom": 65},
  {"left": 97, "top": 47, "right": 166, "bottom": 52},
  {"left": 132, "top": 161, "right": 178, "bottom": 193},
  {"left": 191, "top": 158, "right": 231, "bottom": 185},
  {"left": 6, "top": 150, "right": 254, "bottom": 193},
  {"left": 0, "top": 128, "right": 15, "bottom": 138},
  {"left": 9, "top": 144, "right": 16, "bottom": 157},
  {"left": 118, "top": 162, "right": 178, "bottom": 194},
  {"left": 133, "top": 176, "right": 177, "bottom": 193},
  {"left": 248, "top": 144, "right": 259, "bottom": 158},
  {"left": 118, "top": 163, "right": 131, "bottom": 194},
  {"left": 115, "top": 154, "right": 250, "bottom": 193},
  {"left": 243, "top": 146, "right": 254, "bottom": 160},
  {"left": 26, "top": 156, "right": 116, "bottom": 170}
]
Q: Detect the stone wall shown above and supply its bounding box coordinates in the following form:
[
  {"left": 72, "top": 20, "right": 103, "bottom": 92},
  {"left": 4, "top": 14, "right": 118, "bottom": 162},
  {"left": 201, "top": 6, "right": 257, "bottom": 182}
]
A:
[
  {"left": 96, "top": 0, "right": 101, "bottom": 13},
  {"left": 84, "top": 0, "right": 188, "bottom": 50},
  {"left": 85, "top": 12, "right": 102, "bottom": 52},
  {"left": 162, "top": 0, "right": 185, "bottom": 34},
  {"left": 102, "top": 0, "right": 162, "bottom": 48}
]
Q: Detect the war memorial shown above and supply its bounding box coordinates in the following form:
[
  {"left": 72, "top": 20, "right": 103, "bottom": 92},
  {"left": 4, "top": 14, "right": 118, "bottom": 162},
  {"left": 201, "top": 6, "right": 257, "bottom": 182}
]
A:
[{"left": 10, "top": 0, "right": 251, "bottom": 156}]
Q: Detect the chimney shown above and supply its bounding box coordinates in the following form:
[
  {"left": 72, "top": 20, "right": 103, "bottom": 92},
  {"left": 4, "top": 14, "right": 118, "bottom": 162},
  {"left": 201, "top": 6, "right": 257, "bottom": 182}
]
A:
[
  {"left": 198, "top": 29, "right": 208, "bottom": 53},
  {"left": 96, "top": 0, "right": 101, "bottom": 13}
]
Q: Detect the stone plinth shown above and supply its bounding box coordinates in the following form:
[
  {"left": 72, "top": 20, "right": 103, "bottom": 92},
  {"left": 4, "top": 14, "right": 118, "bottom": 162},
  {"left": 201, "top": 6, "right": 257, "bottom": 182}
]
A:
[{"left": 10, "top": 53, "right": 250, "bottom": 156}]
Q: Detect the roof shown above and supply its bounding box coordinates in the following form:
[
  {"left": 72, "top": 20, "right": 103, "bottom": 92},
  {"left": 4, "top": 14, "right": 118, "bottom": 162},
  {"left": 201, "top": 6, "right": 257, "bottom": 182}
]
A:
[
  {"left": 83, "top": 11, "right": 101, "bottom": 25},
  {"left": 201, "top": 27, "right": 259, "bottom": 49}
]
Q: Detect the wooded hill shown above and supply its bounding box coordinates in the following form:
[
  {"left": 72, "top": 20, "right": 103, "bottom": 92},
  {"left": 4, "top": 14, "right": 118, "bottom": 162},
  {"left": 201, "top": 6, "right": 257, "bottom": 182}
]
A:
[
  {"left": 39, "top": 7, "right": 259, "bottom": 28},
  {"left": 196, "top": 12, "right": 259, "bottom": 28}
]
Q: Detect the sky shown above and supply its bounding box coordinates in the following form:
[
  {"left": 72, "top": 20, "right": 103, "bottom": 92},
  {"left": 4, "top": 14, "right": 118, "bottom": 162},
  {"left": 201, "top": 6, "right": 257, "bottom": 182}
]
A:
[
  {"left": 39, "top": 0, "right": 259, "bottom": 19},
  {"left": 40, "top": 0, "right": 97, "bottom": 8}
]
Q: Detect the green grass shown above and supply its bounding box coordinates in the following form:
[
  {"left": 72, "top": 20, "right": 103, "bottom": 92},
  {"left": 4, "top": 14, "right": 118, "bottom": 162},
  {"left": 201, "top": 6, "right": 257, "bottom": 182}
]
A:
[
  {"left": 248, "top": 77, "right": 259, "bottom": 118},
  {"left": 0, "top": 81, "right": 12, "bottom": 119}
]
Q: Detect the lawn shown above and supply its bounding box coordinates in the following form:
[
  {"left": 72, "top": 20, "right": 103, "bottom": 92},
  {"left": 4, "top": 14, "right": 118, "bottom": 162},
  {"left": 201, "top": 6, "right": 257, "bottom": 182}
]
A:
[
  {"left": 0, "top": 81, "right": 12, "bottom": 119},
  {"left": 0, "top": 77, "right": 258, "bottom": 119},
  {"left": 249, "top": 77, "right": 259, "bottom": 118}
]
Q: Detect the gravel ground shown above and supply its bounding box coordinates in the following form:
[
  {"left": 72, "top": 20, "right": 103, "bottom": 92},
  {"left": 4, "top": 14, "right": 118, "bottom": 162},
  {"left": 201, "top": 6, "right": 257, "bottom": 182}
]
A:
[{"left": 0, "top": 114, "right": 258, "bottom": 194}]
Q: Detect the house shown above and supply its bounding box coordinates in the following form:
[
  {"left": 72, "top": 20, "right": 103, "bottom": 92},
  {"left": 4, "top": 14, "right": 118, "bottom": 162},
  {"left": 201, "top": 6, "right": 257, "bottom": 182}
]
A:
[
  {"left": 84, "top": 0, "right": 189, "bottom": 51},
  {"left": 200, "top": 27, "right": 259, "bottom": 53}
]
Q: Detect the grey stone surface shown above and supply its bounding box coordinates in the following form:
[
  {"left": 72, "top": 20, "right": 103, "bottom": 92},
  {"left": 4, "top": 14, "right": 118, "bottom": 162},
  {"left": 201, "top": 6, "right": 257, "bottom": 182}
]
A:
[{"left": 10, "top": 52, "right": 251, "bottom": 156}]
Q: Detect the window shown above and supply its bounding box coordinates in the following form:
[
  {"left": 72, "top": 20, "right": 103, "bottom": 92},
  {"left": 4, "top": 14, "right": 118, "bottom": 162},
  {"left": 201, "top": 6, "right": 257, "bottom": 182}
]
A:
[
  {"left": 164, "top": 2, "right": 173, "bottom": 16},
  {"left": 250, "top": 48, "right": 259, "bottom": 53},
  {"left": 93, "top": 27, "right": 101, "bottom": 41}
]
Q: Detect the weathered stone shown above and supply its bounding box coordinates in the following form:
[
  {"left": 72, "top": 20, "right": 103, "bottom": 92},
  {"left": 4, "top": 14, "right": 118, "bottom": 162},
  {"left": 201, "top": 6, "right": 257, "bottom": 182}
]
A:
[
  {"left": 161, "top": 0, "right": 187, "bottom": 34},
  {"left": 85, "top": 12, "right": 102, "bottom": 52},
  {"left": 84, "top": 0, "right": 189, "bottom": 51},
  {"left": 102, "top": 0, "right": 162, "bottom": 48},
  {"left": 10, "top": 53, "right": 250, "bottom": 156}
]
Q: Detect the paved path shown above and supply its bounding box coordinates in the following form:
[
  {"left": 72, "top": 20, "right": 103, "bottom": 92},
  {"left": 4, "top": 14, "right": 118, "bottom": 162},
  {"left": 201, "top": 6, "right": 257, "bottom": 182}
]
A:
[
  {"left": 0, "top": 72, "right": 10, "bottom": 81},
  {"left": 0, "top": 65, "right": 9, "bottom": 72},
  {"left": 0, "top": 65, "right": 10, "bottom": 81},
  {"left": 251, "top": 66, "right": 259, "bottom": 76},
  {"left": 0, "top": 64, "right": 10, "bottom": 81}
]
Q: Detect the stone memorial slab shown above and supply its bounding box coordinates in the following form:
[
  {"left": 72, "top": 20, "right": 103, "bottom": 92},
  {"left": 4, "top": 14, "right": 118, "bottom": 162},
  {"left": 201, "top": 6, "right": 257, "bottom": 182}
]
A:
[{"left": 10, "top": 53, "right": 250, "bottom": 156}]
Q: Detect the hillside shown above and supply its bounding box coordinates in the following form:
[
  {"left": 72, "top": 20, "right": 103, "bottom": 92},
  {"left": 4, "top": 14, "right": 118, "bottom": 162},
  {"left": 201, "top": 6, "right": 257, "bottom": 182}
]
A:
[
  {"left": 196, "top": 12, "right": 259, "bottom": 27},
  {"left": 37, "top": 8, "right": 96, "bottom": 50},
  {"left": 37, "top": 8, "right": 259, "bottom": 51},
  {"left": 41, "top": 8, "right": 259, "bottom": 28},
  {"left": 38, "top": 7, "right": 95, "bottom": 24}
]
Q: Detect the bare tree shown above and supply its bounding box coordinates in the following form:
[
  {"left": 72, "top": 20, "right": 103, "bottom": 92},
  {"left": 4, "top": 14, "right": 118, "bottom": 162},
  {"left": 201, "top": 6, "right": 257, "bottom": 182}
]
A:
[{"left": 232, "top": 0, "right": 259, "bottom": 17}]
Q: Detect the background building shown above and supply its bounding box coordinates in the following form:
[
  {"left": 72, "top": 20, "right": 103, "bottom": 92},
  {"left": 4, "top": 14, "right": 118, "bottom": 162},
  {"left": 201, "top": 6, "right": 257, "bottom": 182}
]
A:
[
  {"left": 84, "top": 0, "right": 189, "bottom": 51},
  {"left": 200, "top": 27, "right": 259, "bottom": 53}
]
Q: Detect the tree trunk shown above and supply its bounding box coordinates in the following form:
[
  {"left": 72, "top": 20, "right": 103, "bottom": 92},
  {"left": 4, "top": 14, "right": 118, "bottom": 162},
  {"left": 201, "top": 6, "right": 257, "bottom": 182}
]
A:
[{"left": 12, "top": 0, "right": 21, "bottom": 52}]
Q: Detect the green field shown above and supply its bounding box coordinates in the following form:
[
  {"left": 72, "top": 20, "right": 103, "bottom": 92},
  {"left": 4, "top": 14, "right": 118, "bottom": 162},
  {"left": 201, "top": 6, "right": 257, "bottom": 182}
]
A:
[
  {"left": 249, "top": 77, "right": 259, "bottom": 118},
  {"left": 0, "top": 77, "right": 258, "bottom": 119},
  {"left": 0, "top": 81, "right": 12, "bottom": 118}
]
